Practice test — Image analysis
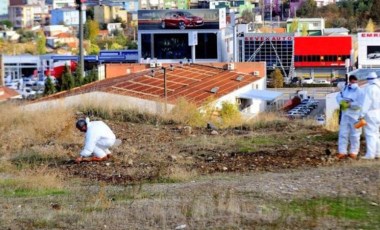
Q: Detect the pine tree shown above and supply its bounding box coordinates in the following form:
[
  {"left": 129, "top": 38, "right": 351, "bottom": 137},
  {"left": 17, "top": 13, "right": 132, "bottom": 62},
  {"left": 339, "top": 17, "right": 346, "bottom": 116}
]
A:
[
  {"left": 44, "top": 77, "right": 56, "bottom": 95},
  {"left": 74, "top": 63, "right": 84, "bottom": 87},
  {"left": 61, "top": 64, "right": 75, "bottom": 91}
]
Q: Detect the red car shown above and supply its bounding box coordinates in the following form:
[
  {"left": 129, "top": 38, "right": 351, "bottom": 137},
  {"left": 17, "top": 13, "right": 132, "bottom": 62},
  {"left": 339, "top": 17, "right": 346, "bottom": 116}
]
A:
[{"left": 161, "top": 11, "right": 204, "bottom": 30}]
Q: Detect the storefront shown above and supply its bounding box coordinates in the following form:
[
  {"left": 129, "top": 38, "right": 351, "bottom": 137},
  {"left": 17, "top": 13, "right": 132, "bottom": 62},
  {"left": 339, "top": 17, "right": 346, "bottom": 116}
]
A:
[
  {"left": 294, "top": 36, "right": 352, "bottom": 80},
  {"left": 239, "top": 33, "right": 294, "bottom": 79}
]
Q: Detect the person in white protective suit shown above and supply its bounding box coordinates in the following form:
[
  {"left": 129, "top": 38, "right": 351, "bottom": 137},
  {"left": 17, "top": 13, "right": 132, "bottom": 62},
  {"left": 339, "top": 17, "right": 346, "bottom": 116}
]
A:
[
  {"left": 75, "top": 117, "right": 120, "bottom": 163},
  {"left": 357, "top": 72, "right": 380, "bottom": 160},
  {"left": 336, "top": 75, "right": 364, "bottom": 159}
]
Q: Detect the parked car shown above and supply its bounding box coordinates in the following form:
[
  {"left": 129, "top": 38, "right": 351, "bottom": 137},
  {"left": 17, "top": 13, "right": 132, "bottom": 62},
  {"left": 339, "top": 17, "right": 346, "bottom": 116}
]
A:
[
  {"left": 331, "top": 78, "right": 347, "bottom": 86},
  {"left": 316, "top": 115, "right": 325, "bottom": 125},
  {"left": 21, "top": 87, "right": 37, "bottom": 99},
  {"left": 302, "top": 77, "right": 314, "bottom": 84},
  {"left": 161, "top": 11, "right": 204, "bottom": 30}
]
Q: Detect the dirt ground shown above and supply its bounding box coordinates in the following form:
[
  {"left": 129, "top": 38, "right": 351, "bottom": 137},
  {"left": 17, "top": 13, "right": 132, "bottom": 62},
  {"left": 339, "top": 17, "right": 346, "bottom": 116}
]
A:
[{"left": 57, "top": 120, "right": 350, "bottom": 185}]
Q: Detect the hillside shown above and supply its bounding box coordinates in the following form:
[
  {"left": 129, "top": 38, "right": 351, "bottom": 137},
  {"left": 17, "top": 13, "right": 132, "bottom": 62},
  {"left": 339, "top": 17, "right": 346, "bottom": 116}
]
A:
[{"left": 0, "top": 106, "right": 379, "bottom": 229}]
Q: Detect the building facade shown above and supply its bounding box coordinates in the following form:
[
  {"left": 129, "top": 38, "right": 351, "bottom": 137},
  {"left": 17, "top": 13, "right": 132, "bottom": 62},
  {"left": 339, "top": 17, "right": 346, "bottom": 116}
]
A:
[
  {"left": 294, "top": 36, "right": 352, "bottom": 80},
  {"left": 239, "top": 33, "right": 294, "bottom": 79},
  {"left": 94, "top": 5, "right": 127, "bottom": 24},
  {"left": 286, "top": 18, "right": 325, "bottom": 36},
  {"left": 50, "top": 8, "right": 86, "bottom": 26},
  {"left": 8, "top": 5, "right": 35, "bottom": 28}
]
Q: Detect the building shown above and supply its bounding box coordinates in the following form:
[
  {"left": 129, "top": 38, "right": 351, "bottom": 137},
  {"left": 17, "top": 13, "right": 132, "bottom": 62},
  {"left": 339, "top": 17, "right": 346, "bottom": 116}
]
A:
[
  {"left": 286, "top": 18, "right": 325, "bottom": 36},
  {"left": 50, "top": 8, "right": 86, "bottom": 26},
  {"left": 107, "top": 23, "right": 123, "bottom": 34},
  {"left": 94, "top": 5, "right": 127, "bottom": 24},
  {"left": 8, "top": 5, "right": 35, "bottom": 28},
  {"left": 357, "top": 32, "right": 380, "bottom": 69},
  {"left": 137, "top": 9, "right": 230, "bottom": 63},
  {"left": 46, "top": 32, "right": 78, "bottom": 48},
  {"left": 294, "top": 36, "right": 352, "bottom": 80},
  {"left": 2, "top": 55, "right": 41, "bottom": 82},
  {"left": 28, "top": 63, "right": 280, "bottom": 118},
  {"left": 0, "top": 30, "right": 20, "bottom": 41},
  {"left": 238, "top": 33, "right": 294, "bottom": 80},
  {"left": 49, "top": 0, "right": 75, "bottom": 9},
  {"left": 44, "top": 25, "right": 71, "bottom": 36}
]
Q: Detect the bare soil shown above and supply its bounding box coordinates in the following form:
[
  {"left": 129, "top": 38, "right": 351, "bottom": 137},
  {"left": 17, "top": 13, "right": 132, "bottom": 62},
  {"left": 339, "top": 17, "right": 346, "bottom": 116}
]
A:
[{"left": 56, "top": 120, "right": 346, "bottom": 185}]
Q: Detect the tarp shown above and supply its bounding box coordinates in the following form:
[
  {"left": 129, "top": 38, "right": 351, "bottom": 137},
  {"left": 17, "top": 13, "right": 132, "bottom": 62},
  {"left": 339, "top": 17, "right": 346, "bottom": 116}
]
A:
[{"left": 238, "top": 89, "right": 283, "bottom": 101}]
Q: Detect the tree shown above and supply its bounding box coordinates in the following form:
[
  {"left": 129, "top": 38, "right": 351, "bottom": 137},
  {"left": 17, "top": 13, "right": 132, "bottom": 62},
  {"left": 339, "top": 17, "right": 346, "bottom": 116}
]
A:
[
  {"left": 271, "top": 68, "right": 284, "bottom": 88},
  {"left": 240, "top": 9, "right": 254, "bottom": 24},
  {"left": 74, "top": 63, "right": 84, "bottom": 87},
  {"left": 36, "top": 31, "right": 46, "bottom": 55},
  {"left": 44, "top": 77, "right": 56, "bottom": 95},
  {"left": 297, "top": 0, "right": 317, "bottom": 17},
  {"left": 110, "top": 42, "right": 123, "bottom": 50},
  {"left": 84, "top": 67, "right": 98, "bottom": 84},
  {"left": 0, "top": 20, "right": 12, "bottom": 29},
  {"left": 289, "top": 19, "right": 299, "bottom": 33},
  {"left": 61, "top": 64, "right": 75, "bottom": 91},
  {"left": 84, "top": 20, "right": 99, "bottom": 42},
  {"left": 88, "top": 43, "right": 100, "bottom": 55},
  {"left": 365, "top": 18, "right": 376, "bottom": 32}
]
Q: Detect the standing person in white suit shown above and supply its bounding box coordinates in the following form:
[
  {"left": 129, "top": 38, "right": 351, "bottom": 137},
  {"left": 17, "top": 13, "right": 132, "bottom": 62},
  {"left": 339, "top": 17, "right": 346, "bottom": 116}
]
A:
[
  {"left": 356, "top": 72, "right": 380, "bottom": 160},
  {"left": 75, "top": 117, "right": 120, "bottom": 163},
  {"left": 336, "top": 75, "right": 364, "bottom": 159}
]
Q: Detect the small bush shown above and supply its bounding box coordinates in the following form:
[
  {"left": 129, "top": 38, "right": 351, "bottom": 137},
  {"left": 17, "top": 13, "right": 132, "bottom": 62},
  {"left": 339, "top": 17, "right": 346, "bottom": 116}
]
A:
[
  {"left": 169, "top": 97, "right": 205, "bottom": 127},
  {"left": 219, "top": 101, "right": 242, "bottom": 128}
]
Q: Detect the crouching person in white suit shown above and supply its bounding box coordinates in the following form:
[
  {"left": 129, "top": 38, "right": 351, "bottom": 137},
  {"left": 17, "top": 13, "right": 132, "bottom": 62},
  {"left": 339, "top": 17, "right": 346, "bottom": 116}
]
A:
[{"left": 75, "top": 117, "right": 120, "bottom": 163}]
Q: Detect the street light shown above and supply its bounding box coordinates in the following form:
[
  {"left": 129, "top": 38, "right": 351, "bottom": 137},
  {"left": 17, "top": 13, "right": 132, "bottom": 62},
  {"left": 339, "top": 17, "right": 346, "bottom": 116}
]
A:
[
  {"left": 76, "top": 0, "right": 85, "bottom": 78},
  {"left": 162, "top": 66, "right": 167, "bottom": 113},
  {"left": 151, "top": 67, "right": 168, "bottom": 112}
]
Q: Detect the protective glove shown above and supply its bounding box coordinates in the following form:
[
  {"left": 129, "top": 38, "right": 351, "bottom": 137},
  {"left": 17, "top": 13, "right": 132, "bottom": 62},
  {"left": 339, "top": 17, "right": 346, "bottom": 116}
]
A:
[
  {"left": 340, "top": 100, "right": 350, "bottom": 111},
  {"left": 354, "top": 117, "right": 367, "bottom": 129}
]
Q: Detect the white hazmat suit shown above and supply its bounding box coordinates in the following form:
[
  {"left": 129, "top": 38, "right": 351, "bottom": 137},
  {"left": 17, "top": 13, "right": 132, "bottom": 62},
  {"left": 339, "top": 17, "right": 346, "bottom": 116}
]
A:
[
  {"left": 360, "top": 72, "right": 380, "bottom": 159},
  {"left": 80, "top": 119, "right": 116, "bottom": 158},
  {"left": 336, "top": 82, "right": 364, "bottom": 156}
]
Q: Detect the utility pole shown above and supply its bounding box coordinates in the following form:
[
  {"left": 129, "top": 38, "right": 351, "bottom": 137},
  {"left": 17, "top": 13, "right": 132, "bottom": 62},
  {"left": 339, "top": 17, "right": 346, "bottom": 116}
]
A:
[{"left": 76, "top": 0, "right": 85, "bottom": 78}]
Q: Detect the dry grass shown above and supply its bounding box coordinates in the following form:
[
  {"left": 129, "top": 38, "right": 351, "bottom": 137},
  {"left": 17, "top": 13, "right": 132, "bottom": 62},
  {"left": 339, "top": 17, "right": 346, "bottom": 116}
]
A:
[
  {"left": 0, "top": 103, "right": 76, "bottom": 158},
  {"left": 325, "top": 109, "right": 340, "bottom": 131}
]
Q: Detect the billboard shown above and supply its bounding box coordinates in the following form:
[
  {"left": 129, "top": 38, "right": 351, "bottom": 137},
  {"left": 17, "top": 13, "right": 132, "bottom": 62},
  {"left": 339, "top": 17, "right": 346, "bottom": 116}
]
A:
[
  {"left": 358, "top": 33, "right": 380, "bottom": 68},
  {"left": 138, "top": 9, "right": 225, "bottom": 30}
]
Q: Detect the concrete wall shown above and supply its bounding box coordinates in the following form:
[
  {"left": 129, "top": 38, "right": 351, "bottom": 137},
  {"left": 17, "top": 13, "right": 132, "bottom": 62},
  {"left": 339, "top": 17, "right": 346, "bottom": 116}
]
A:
[{"left": 24, "top": 91, "right": 174, "bottom": 114}]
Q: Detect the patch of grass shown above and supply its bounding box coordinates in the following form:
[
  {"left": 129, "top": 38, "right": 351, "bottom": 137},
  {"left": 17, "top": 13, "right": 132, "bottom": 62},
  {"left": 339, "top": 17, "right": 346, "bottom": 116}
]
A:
[
  {"left": 11, "top": 150, "right": 66, "bottom": 169},
  {"left": 287, "top": 197, "right": 380, "bottom": 226},
  {"left": 0, "top": 179, "right": 68, "bottom": 197},
  {"left": 312, "top": 131, "right": 338, "bottom": 142},
  {"left": 0, "top": 171, "right": 66, "bottom": 197},
  {"left": 237, "top": 135, "right": 287, "bottom": 152}
]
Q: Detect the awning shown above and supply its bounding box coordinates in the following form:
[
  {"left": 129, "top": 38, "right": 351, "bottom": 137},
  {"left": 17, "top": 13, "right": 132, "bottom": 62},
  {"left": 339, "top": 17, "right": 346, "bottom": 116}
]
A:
[{"left": 238, "top": 89, "right": 283, "bottom": 101}]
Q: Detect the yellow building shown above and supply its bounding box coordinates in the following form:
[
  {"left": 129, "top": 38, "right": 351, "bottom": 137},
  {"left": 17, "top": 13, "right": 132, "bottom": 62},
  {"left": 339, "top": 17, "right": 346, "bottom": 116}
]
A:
[
  {"left": 8, "top": 5, "right": 35, "bottom": 28},
  {"left": 94, "top": 5, "right": 127, "bottom": 24}
]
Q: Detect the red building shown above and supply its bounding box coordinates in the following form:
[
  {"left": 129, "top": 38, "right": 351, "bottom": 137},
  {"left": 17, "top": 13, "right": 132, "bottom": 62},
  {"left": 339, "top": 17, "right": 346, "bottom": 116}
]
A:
[{"left": 294, "top": 36, "right": 352, "bottom": 80}]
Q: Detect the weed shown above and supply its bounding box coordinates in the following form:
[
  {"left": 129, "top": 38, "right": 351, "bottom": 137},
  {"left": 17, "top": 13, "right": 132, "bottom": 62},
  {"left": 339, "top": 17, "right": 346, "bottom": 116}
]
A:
[
  {"left": 0, "top": 172, "right": 67, "bottom": 197},
  {"left": 279, "top": 196, "right": 380, "bottom": 228}
]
